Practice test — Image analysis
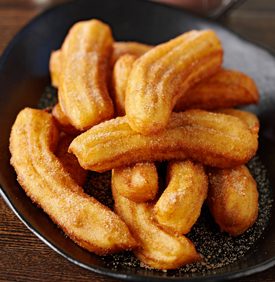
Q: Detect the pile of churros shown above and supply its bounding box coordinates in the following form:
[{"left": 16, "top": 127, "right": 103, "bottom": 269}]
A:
[{"left": 10, "top": 19, "right": 260, "bottom": 270}]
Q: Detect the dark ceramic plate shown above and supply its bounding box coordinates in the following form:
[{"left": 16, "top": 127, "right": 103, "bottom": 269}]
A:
[{"left": 0, "top": 0, "right": 275, "bottom": 281}]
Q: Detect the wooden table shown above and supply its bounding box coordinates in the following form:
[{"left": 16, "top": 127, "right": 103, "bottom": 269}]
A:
[{"left": 0, "top": 0, "right": 274, "bottom": 281}]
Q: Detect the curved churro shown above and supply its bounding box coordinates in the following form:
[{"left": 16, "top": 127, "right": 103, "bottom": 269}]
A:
[
  {"left": 111, "top": 41, "right": 152, "bottom": 66},
  {"left": 175, "top": 69, "right": 259, "bottom": 111},
  {"left": 10, "top": 108, "right": 137, "bottom": 254},
  {"left": 112, "top": 54, "right": 136, "bottom": 116},
  {"left": 154, "top": 161, "right": 208, "bottom": 234},
  {"left": 49, "top": 50, "right": 61, "bottom": 88},
  {"left": 208, "top": 166, "right": 259, "bottom": 236},
  {"left": 112, "top": 162, "right": 158, "bottom": 203},
  {"left": 55, "top": 134, "right": 87, "bottom": 186},
  {"left": 125, "top": 30, "right": 223, "bottom": 134},
  {"left": 52, "top": 103, "right": 78, "bottom": 134},
  {"left": 69, "top": 110, "right": 258, "bottom": 172},
  {"left": 58, "top": 19, "right": 114, "bottom": 130},
  {"left": 112, "top": 175, "right": 200, "bottom": 269}
]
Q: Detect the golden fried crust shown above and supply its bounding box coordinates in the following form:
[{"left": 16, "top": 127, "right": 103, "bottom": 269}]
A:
[
  {"left": 69, "top": 110, "right": 258, "bottom": 172},
  {"left": 112, "top": 177, "right": 200, "bottom": 269},
  {"left": 112, "top": 54, "right": 137, "bottom": 116},
  {"left": 175, "top": 69, "right": 259, "bottom": 111},
  {"left": 49, "top": 50, "right": 61, "bottom": 88},
  {"left": 112, "top": 162, "right": 158, "bottom": 203},
  {"left": 111, "top": 41, "right": 152, "bottom": 66},
  {"left": 58, "top": 19, "right": 114, "bottom": 130},
  {"left": 208, "top": 166, "right": 258, "bottom": 236},
  {"left": 216, "top": 109, "right": 259, "bottom": 135},
  {"left": 125, "top": 30, "right": 223, "bottom": 134},
  {"left": 153, "top": 161, "right": 208, "bottom": 235},
  {"left": 55, "top": 134, "right": 87, "bottom": 187},
  {"left": 52, "top": 103, "right": 79, "bottom": 134},
  {"left": 9, "top": 108, "right": 137, "bottom": 254}
]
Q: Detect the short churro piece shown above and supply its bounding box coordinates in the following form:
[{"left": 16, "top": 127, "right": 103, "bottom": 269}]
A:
[
  {"left": 59, "top": 19, "right": 114, "bottom": 130},
  {"left": 49, "top": 50, "right": 61, "bottom": 88},
  {"left": 125, "top": 30, "right": 223, "bottom": 134},
  {"left": 112, "top": 54, "right": 136, "bottom": 116},
  {"left": 154, "top": 161, "right": 208, "bottom": 234},
  {"left": 69, "top": 110, "right": 258, "bottom": 172},
  {"left": 112, "top": 162, "right": 158, "bottom": 203},
  {"left": 208, "top": 166, "right": 259, "bottom": 236},
  {"left": 112, "top": 176, "right": 200, "bottom": 269},
  {"left": 10, "top": 108, "right": 137, "bottom": 254},
  {"left": 52, "top": 103, "right": 78, "bottom": 134},
  {"left": 175, "top": 69, "right": 259, "bottom": 111},
  {"left": 111, "top": 41, "right": 152, "bottom": 66}
]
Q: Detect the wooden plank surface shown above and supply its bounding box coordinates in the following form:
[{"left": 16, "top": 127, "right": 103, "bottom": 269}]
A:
[{"left": 0, "top": 0, "right": 274, "bottom": 281}]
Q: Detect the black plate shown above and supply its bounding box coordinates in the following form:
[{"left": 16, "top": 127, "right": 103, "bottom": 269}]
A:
[{"left": 0, "top": 0, "right": 275, "bottom": 281}]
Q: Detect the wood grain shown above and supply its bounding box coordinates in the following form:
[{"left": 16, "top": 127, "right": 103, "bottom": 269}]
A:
[{"left": 0, "top": 0, "right": 274, "bottom": 281}]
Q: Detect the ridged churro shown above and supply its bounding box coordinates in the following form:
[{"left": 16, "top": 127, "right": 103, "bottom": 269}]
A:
[
  {"left": 154, "top": 161, "right": 208, "bottom": 234},
  {"left": 69, "top": 110, "right": 258, "bottom": 172},
  {"left": 112, "top": 54, "right": 136, "bottom": 116},
  {"left": 175, "top": 69, "right": 259, "bottom": 111},
  {"left": 52, "top": 103, "right": 78, "bottom": 134},
  {"left": 111, "top": 41, "right": 152, "bottom": 66},
  {"left": 58, "top": 19, "right": 114, "bottom": 130},
  {"left": 112, "top": 175, "right": 200, "bottom": 269},
  {"left": 112, "top": 162, "right": 158, "bottom": 203},
  {"left": 208, "top": 166, "right": 259, "bottom": 236},
  {"left": 125, "top": 30, "right": 223, "bottom": 134},
  {"left": 10, "top": 108, "right": 137, "bottom": 254}
]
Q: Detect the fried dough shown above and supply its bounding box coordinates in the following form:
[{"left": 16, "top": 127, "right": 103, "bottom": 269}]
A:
[
  {"left": 69, "top": 110, "right": 258, "bottom": 172},
  {"left": 125, "top": 30, "right": 223, "bottom": 134},
  {"left": 208, "top": 166, "right": 259, "bottom": 236},
  {"left": 55, "top": 134, "right": 87, "bottom": 186},
  {"left": 175, "top": 69, "right": 259, "bottom": 111},
  {"left": 112, "top": 54, "right": 136, "bottom": 116},
  {"left": 58, "top": 19, "right": 114, "bottom": 130},
  {"left": 111, "top": 41, "right": 152, "bottom": 66},
  {"left": 112, "top": 162, "right": 158, "bottom": 203},
  {"left": 154, "top": 161, "right": 208, "bottom": 234},
  {"left": 9, "top": 108, "right": 137, "bottom": 254},
  {"left": 52, "top": 103, "right": 78, "bottom": 134},
  {"left": 112, "top": 176, "right": 200, "bottom": 269}
]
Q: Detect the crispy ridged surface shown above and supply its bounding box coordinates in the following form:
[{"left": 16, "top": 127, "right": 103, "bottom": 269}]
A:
[
  {"left": 208, "top": 166, "right": 259, "bottom": 236},
  {"left": 52, "top": 103, "right": 78, "bottom": 134},
  {"left": 69, "top": 110, "right": 258, "bottom": 172},
  {"left": 112, "top": 54, "right": 136, "bottom": 116},
  {"left": 49, "top": 50, "right": 61, "bottom": 88},
  {"left": 112, "top": 162, "right": 158, "bottom": 203},
  {"left": 55, "top": 134, "right": 87, "bottom": 186},
  {"left": 216, "top": 109, "right": 259, "bottom": 135},
  {"left": 125, "top": 30, "right": 223, "bottom": 134},
  {"left": 111, "top": 41, "right": 152, "bottom": 66},
  {"left": 112, "top": 177, "right": 200, "bottom": 269},
  {"left": 58, "top": 19, "right": 114, "bottom": 130},
  {"left": 9, "top": 108, "right": 137, "bottom": 254},
  {"left": 175, "top": 69, "right": 259, "bottom": 111},
  {"left": 154, "top": 161, "right": 208, "bottom": 234}
]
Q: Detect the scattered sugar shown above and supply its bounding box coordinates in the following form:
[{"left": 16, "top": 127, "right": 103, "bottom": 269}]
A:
[{"left": 40, "top": 87, "right": 273, "bottom": 274}]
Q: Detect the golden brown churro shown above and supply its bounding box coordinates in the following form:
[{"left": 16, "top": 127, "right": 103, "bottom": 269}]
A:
[
  {"left": 112, "top": 176, "right": 200, "bottom": 269},
  {"left": 111, "top": 41, "right": 152, "bottom": 66},
  {"left": 10, "top": 108, "right": 137, "bottom": 254},
  {"left": 112, "top": 162, "right": 158, "bottom": 203},
  {"left": 208, "top": 166, "right": 259, "bottom": 236},
  {"left": 125, "top": 30, "right": 223, "bottom": 134},
  {"left": 112, "top": 54, "right": 136, "bottom": 116},
  {"left": 69, "top": 110, "right": 258, "bottom": 172},
  {"left": 175, "top": 69, "right": 259, "bottom": 111},
  {"left": 153, "top": 161, "right": 208, "bottom": 234},
  {"left": 58, "top": 19, "right": 114, "bottom": 130}
]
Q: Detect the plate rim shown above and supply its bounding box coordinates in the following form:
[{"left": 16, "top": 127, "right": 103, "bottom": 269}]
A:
[{"left": 0, "top": 0, "right": 275, "bottom": 280}]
